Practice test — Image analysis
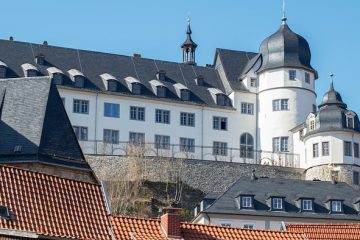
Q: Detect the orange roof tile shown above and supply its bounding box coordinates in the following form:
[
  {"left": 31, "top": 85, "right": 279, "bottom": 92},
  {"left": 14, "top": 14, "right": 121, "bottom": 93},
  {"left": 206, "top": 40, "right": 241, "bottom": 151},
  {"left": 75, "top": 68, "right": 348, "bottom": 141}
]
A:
[
  {"left": 111, "top": 215, "right": 307, "bottom": 240},
  {"left": 286, "top": 223, "right": 360, "bottom": 240},
  {"left": 0, "top": 165, "right": 112, "bottom": 239}
]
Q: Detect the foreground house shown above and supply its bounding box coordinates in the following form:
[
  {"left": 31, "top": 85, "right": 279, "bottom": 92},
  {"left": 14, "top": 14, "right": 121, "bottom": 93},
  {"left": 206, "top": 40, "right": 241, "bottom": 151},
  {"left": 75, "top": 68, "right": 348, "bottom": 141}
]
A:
[
  {"left": 0, "top": 77, "right": 112, "bottom": 239},
  {"left": 286, "top": 223, "right": 360, "bottom": 240},
  {"left": 111, "top": 208, "right": 307, "bottom": 240},
  {"left": 193, "top": 176, "right": 360, "bottom": 230}
]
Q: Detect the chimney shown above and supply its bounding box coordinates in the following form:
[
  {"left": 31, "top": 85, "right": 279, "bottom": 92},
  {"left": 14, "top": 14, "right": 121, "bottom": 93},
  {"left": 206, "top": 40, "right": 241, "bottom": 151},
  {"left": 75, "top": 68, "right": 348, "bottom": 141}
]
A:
[{"left": 160, "top": 207, "right": 182, "bottom": 238}]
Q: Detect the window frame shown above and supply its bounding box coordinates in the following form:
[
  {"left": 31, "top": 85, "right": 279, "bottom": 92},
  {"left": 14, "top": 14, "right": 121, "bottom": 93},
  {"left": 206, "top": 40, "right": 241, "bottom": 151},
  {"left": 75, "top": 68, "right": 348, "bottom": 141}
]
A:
[
  {"left": 213, "top": 116, "right": 228, "bottom": 131},
  {"left": 273, "top": 137, "right": 289, "bottom": 152},
  {"left": 73, "top": 99, "right": 89, "bottom": 114},
  {"left": 289, "top": 70, "right": 297, "bottom": 80},
  {"left": 129, "top": 132, "right": 145, "bottom": 145},
  {"left": 273, "top": 99, "right": 289, "bottom": 111},
  {"left": 241, "top": 102, "right": 254, "bottom": 115},
  {"left": 155, "top": 109, "right": 170, "bottom": 124},
  {"left": 130, "top": 106, "right": 145, "bottom": 121},
  {"left": 347, "top": 116, "right": 355, "bottom": 129},
  {"left": 179, "top": 137, "right": 195, "bottom": 153},
  {"left": 305, "top": 72, "right": 310, "bottom": 84},
  {"left": 103, "top": 129, "right": 119, "bottom": 144},
  {"left": 354, "top": 142, "right": 359, "bottom": 158},
  {"left": 353, "top": 171, "right": 359, "bottom": 185},
  {"left": 344, "top": 141, "right": 352, "bottom": 156},
  {"left": 301, "top": 199, "right": 314, "bottom": 212},
  {"left": 73, "top": 126, "right": 88, "bottom": 141},
  {"left": 104, "top": 102, "right": 120, "bottom": 118},
  {"left": 271, "top": 197, "right": 284, "bottom": 211},
  {"left": 313, "top": 143, "right": 319, "bottom": 158},
  {"left": 212, "top": 141, "right": 228, "bottom": 156},
  {"left": 155, "top": 134, "right": 170, "bottom": 150},
  {"left": 180, "top": 112, "right": 195, "bottom": 127},
  {"left": 240, "top": 195, "right": 254, "bottom": 209},
  {"left": 330, "top": 200, "right": 343, "bottom": 213}
]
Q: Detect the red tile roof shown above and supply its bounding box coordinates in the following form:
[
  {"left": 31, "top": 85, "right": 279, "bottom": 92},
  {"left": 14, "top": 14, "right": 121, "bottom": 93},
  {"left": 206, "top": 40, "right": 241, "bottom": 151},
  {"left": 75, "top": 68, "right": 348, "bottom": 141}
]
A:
[
  {"left": 286, "top": 223, "right": 360, "bottom": 240},
  {"left": 111, "top": 215, "right": 307, "bottom": 240},
  {"left": 0, "top": 165, "right": 112, "bottom": 239}
]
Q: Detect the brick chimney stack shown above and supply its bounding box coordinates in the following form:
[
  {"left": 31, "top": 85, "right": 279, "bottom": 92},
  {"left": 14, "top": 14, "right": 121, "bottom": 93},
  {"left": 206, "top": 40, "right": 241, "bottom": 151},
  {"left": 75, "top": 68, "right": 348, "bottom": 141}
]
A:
[{"left": 160, "top": 207, "right": 182, "bottom": 238}]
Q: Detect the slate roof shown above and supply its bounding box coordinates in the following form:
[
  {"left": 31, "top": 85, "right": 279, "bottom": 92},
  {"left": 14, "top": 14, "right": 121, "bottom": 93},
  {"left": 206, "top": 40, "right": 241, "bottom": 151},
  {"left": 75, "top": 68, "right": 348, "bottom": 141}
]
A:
[
  {"left": 215, "top": 48, "right": 257, "bottom": 90},
  {"left": 111, "top": 215, "right": 307, "bottom": 240},
  {"left": 0, "top": 77, "right": 91, "bottom": 170},
  {"left": 286, "top": 223, "right": 360, "bottom": 240},
  {"left": 198, "top": 177, "right": 360, "bottom": 220},
  {"left": 0, "top": 39, "right": 233, "bottom": 109},
  {"left": 0, "top": 165, "right": 112, "bottom": 239}
]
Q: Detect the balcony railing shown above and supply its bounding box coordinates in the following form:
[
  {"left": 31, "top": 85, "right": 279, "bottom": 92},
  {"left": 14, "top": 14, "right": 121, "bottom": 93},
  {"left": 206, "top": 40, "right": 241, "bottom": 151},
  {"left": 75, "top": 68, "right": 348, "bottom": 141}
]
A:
[{"left": 79, "top": 140, "right": 300, "bottom": 168}]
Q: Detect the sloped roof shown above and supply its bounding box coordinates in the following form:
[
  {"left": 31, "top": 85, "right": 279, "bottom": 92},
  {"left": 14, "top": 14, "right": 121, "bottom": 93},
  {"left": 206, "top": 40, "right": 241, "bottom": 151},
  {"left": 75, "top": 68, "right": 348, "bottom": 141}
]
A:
[
  {"left": 111, "top": 215, "right": 306, "bottom": 240},
  {"left": 286, "top": 223, "right": 360, "bottom": 240},
  {"left": 215, "top": 48, "right": 257, "bottom": 90},
  {"left": 0, "top": 165, "right": 111, "bottom": 239},
  {"left": 0, "top": 39, "right": 230, "bottom": 109},
  {"left": 200, "top": 177, "right": 360, "bottom": 220},
  {"left": 0, "top": 77, "right": 91, "bottom": 170}
]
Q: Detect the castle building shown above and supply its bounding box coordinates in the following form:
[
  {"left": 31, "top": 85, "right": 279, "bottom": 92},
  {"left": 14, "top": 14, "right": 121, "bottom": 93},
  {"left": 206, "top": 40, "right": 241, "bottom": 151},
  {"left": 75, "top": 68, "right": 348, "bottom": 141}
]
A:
[{"left": 0, "top": 16, "right": 358, "bottom": 185}]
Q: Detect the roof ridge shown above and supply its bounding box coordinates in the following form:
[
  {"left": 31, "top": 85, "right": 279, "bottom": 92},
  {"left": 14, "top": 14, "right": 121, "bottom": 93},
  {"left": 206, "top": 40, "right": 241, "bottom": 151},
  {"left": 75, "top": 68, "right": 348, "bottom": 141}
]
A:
[
  {"left": 111, "top": 215, "right": 160, "bottom": 222},
  {"left": 0, "top": 164, "right": 101, "bottom": 186}
]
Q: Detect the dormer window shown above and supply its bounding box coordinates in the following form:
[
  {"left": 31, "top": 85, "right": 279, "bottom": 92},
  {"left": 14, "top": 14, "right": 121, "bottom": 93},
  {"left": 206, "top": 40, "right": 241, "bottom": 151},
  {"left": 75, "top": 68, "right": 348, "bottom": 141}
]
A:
[
  {"left": 149, "top": 80, "right": 166, "bottom": 97},
  {"left": 239, "top": 195, "right": 254, "bottom": 209},
  {"left": 301, "top": 199, "right": 314, "bottom": 212},
  {"left": 0, "top": 61, "right": 8, "bottom": 78},
  {"left": 195, "top": 75, "right": 204, "bottom": 86},
  {"left": 21, "top": 63, "right": 38, "bottom": 77},
  {"left": 347, "top": 116, "right": 354, "bottom": 129},
  {"left": 100, "top": 73, "right": 118, "bottom": 92},
  {"left": 250, "top": 78, "right": 257, "bottom": 87},
  {"left": 124, "top": 76, "right": 142, "bottom": 95},
  {"left": 270, "top": 197, "right": 284, "bottom": 211},
  {"left": 330, "top": 200, "right": 343, "bottom": 213},
  {"left": 0, "top": 206, "right": 10, "bottom": 219},
  {"left": 35, "top": 54, "right": 45, "bottom": 65},
  {"left": 47, "top": 67, "right": 64, "bottom": 85},
  {"left": 173, "top": 83, "right": 190, "bottom": 101},
  {"left": 156, "top": 70, "right": 166, "bottom": 81},
  {"left": 132, "top": 83, "right": 142, "bottom": 95},
  {"left": 68, "top": 69, "right": 85, "bottom": 88},
  {"left": 289, "top": 70, "right": 296, "bottom": 80},
  {"left": 309, "top": 119, "right": 316, "bottom": 131}
]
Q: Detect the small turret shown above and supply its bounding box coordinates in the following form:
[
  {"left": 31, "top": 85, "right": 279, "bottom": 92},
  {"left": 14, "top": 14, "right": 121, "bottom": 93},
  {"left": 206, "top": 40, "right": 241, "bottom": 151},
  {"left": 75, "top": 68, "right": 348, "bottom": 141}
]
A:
[{"left": 181, "top": 17, "right": 197, "bottom": 65}]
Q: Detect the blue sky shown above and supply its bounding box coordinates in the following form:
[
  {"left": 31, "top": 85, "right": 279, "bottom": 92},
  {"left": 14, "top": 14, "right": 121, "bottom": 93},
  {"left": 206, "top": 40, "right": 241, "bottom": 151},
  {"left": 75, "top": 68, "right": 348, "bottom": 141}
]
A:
[{"left": 1, "top": 0, "right": 359, "bottom": 112}]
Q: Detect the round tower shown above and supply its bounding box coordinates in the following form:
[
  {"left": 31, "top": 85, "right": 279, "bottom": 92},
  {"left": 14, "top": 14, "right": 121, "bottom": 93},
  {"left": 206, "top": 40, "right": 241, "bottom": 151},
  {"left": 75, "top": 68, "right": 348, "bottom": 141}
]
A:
[{"left": 257, "top": 17, "right": 318, "bottom": 156}]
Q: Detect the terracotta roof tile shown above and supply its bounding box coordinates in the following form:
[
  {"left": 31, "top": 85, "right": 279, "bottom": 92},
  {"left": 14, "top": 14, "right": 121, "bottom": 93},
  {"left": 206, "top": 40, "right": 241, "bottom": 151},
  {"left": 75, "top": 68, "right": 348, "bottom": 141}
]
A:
[
  {"left": 286, "top": 223, "right": 360, "bottom": 240},
  {"left": 111, "top": 215, "right": 306, "bottom": 240},
  {"left": 0, "top": 165, "right": 112, "bottom": 239}
]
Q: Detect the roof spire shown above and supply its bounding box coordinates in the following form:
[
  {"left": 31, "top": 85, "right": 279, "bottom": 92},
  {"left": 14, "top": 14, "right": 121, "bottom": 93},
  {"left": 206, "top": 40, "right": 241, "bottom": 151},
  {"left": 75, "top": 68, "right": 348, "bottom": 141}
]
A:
[
  {"left": 330, "top": 73, "right": 334, "bottom": 90},
  {"left": 181, "top": 17, "right": 198, "bottom": 65},
  {"left": 282, "top": 0, "right": 287, "bottom": 24}
]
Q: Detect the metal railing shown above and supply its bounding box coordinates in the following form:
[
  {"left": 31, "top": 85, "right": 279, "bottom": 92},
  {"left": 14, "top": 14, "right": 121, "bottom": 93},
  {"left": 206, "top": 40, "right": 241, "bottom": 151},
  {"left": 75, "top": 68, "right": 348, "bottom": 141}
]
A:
[{"left": 79, "top": 140, "right": 300, "bottom": 168}]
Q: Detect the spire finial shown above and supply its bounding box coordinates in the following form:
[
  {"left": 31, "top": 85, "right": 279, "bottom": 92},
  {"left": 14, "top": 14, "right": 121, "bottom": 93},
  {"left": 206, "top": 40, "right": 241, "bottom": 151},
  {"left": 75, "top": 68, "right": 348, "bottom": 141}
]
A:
[
  {"left": 282, "top": 0, "right": 287, "bottom": 24},
  {"left": 330, "top": 73, "right": 334, "bottom": 90},
  {"left": 187, "top": 16, "right": 190, "bottom": 25}
]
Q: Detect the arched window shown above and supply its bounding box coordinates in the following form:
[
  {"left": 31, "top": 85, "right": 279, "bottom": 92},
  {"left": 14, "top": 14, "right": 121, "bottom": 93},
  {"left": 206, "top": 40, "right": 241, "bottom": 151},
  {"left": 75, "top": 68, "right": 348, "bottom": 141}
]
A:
[{"left": 240, "top": 133, "right": 254, "bottom": 159}]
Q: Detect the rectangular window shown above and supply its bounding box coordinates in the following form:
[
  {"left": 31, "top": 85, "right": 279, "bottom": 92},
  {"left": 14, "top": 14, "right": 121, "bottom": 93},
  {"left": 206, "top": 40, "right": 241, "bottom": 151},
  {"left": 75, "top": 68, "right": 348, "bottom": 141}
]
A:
[
  {"left": 331, "top": 200, "right": 342, "bottom": 213},
  {"left": 103, "top": 129, "right": 119, "bottom": 144},
  {"left": 243, "top": 224, "right": 254, "bottom": 229},
  {"left": 129, "top": 132, "right": 145, "bottom": 144},
  {"left": 220, "top": 222, "right": 232, "bottom": 228},
  {"left": 347, "top": 117, "right": 354, "bottom": 128},
  {"left": 213, "top": 141, "right": 228, "bottom": 156},
  {"left": 309, "top": 120, "right": 316, "bottom": 131},
  {"left": 130, "top": 106, "right": 145, "bottom": 121},
  {"left": 289, "top": 70, "right": 296, "bottom": 80},
  {"left": 302, "top": 199, "right": 313, "bottom": 211},
  {"left": 354, "top": 143, "right": 359, "bottom": 158},
  {"left": 213, "top": 116, "right": 227, "bottom": 130},
  {"left": 155, "top": 109, "right": 170, "bottom": 124},
  {"left": 241, "top": 196, "right": 253, "bottom": 208},
  {"left": 73, "top": 126, "right": 88, "bottom": 141},
  {"left": 273, "top": 99, "right": 289, "bottom": 111},
  {"left": 104, "top": 102, "right": 120, "bottom": 118},
  {"left": 241, "top": 102, "right": 254, "bottom": 115},
  {"left": 322, "top": 142, "right": 329, "bottom": 156},
  {"left": 155, "top": 135, "right": 170, "bottom": 149},
  {"left": 305, "top": 72, "right": 310, "bottom": 83},
  {"left": 180, "top": 112, "right": 195, "bottom": 127},
  {"left": 273, "top": 137, "right": 288, "bottom": 152},
  {"left": 272, "top": 198, "right": 283, "bottom": 210},
  {"left": 313, "top": 143, "right": 319, "bottom": 158},
  {"left": 250, "top": 78, "right": 257, "bottom": 87},
  {"left": 353, "top": 171, "right": 359, "bottom": 185},
  {"left": 344, "top": 141, "right": 352, "bottom": 156},
  {"left": 73, "top": 99, "right": 89, "bottom": 114},
  {"left": 179, "top": 138, "right": 195, "bottom": 153}
]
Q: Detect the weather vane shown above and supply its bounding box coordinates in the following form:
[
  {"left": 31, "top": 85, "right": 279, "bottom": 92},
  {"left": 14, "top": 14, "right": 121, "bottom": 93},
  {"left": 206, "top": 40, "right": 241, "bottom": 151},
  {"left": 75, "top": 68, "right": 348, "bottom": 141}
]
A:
[{"left": 282, "top": 0, "right": 287, "bottom": 23}]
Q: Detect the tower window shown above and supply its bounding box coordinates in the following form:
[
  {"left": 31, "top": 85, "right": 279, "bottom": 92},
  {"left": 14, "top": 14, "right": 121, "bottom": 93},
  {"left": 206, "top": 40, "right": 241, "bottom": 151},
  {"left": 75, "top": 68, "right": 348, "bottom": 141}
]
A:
[
  {"left": 289, "top": 70, "right": 296, "bottom": 80},
  {"left": 313, "top": 143, "right": 319, "bottom": 158},
  {"left": 250, "top": 78, "right": 257, "bottom": 87},
  {"left": 354, "top": 143, "right": 359, "bottom": 158},
  {"left": 273, "top": 99, "right": 289, "bottom": 111},
  {"left": 322, "top": 142, "right": 330, "bottom": 156},
  {"left": 344, "top": 141, "right": 352, "bottom": 156},
  {"left": 273, "top": 137, "right": 288, "bottom": 152},
  {"left": 309, "top": 120, "right": 316, "bottom": 131},
  {"left": 305, "top": 72, "right": 310, "bottom": 83},
  {"left": 353, "top": 171, "right": 359, "bottom": 185},
  {"left": 347, "top": 116, "right": 355, "bottom": 129}
]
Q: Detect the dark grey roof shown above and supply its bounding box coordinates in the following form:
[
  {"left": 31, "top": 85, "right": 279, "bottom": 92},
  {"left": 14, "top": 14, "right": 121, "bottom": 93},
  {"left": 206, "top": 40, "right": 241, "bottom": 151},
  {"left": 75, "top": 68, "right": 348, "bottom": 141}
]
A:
[
  {"left": 306, "top": 83, "right": 360, "bottom": 136},
  {"left": 200, "top": 177, "right": 360, "bottom": 220},
  {"left": 0, "top": 77, "right": 91, "bottom": 170},
  {"left": 257, "top": 21, "right": 317, "bottom": 76},
  {"left": 215, "top": 48, "right": 257, "bottom": 90},
  {"left": 0, "top": 39, "right": 232, "bottom": 109}
]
